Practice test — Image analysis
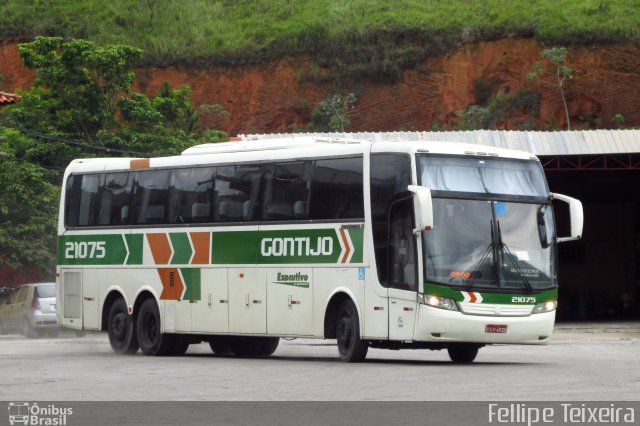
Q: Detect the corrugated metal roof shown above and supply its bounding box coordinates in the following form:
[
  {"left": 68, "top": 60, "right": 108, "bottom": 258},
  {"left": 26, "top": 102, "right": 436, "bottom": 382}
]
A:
[
  {"left": 240, "top": 130, "right": 640, "bottom": 156},
  {"left": 0, "top": 91, "right": 21, "bottom": 106}
]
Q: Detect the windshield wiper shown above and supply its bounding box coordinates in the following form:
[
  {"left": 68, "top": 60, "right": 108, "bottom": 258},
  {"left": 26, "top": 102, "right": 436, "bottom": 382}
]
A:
[
  {"left": 453, "top": 220, "right": 495, "bottom": 289},
  {"left": 496, "top": 221, "right": 533, "bottom": 293}
]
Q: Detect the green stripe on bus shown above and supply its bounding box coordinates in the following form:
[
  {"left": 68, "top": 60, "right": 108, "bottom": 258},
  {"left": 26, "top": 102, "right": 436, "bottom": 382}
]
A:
[
  {"left": 181, "top": 268, "right": 201, "bottom": 301},
  {"left": 58, "top": 234, "right": 129, "bottom": 265},
  {"left": 170, "top": 233, "right": 192, "bottom": 265},
  {"left": 423, "top": 283, "right": 558, "bottom": 304},
  {"left": 125, "top": 234, "right": 143, "bottom": 265}
]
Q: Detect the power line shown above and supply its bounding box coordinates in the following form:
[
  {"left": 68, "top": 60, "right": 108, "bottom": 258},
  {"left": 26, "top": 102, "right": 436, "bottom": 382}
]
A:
[{"left": 0, "top": 120, "right": 154, "bottom": 157}]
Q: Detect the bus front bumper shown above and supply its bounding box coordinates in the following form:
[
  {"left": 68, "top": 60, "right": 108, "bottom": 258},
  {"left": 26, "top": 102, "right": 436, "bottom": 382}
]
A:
[{"left": 414, "top": 304, "right": 556, "bottom": 345}]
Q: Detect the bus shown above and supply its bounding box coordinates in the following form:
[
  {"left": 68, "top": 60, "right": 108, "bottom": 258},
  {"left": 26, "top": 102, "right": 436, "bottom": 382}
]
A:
[{"left": 56, "top": 137, "right": 583, "bottom": 363}]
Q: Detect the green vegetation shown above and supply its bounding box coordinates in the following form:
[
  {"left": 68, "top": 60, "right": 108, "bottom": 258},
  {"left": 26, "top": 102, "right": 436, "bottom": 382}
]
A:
[
  {"left": 0, "top": 37, "right": 226, "bottom": 277},
  {"left": 456, "top": 89, "right": 541, "bottom": 130},
  {"left": 528, "top": 47, "right": 573, "bottom": 130},
  {"left": 312, "top": 92, "right": 358, "bottom": 132},
  {"left": 1, "top": 1, "right": 638, "bottom": 72}
]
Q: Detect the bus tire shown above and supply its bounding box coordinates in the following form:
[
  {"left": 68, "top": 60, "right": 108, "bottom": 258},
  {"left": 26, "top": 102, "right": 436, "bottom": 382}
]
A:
[
  {"left": 136, "top": 298, "right": 175, "bottom": 356},
  {"left": 171, "top": 334, "right": 190, "bottom": 356},
  {"left": 209, "top": 337, "right": 233, "bottom": 356},
  {"left": 336, "top": 299, "right": 368, "bottom": 362},
  {"left": 257, "top": 337, "right": 280, "bottom": 357},
  {"left": 447, "top": 343, "right": 480, "bottom": 363},
  {"left": 107, "top": 298, "right": 139, "bottom": 354},
  {"left": 229, "top": 336, "right": 263, "bottom": 357}
]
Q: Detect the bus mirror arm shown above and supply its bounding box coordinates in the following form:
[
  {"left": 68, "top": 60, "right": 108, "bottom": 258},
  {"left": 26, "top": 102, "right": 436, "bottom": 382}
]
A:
[
  {"left": 551, "top": 192, "right": 584, "bottom": 243},
  {"left": 408, "top": 185, "right": 434, "bottom": 234}
]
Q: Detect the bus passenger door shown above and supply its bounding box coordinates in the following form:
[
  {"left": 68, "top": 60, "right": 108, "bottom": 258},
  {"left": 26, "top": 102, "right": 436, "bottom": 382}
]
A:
[
  {"left": 228, "top": 268, "right": 267, "bottom": 334},
  {"left": 387, "top": 197, "right": 418, "bottom": 341}
]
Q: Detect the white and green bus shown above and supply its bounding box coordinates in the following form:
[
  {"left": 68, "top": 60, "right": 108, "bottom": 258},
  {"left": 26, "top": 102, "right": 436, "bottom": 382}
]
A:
[{"left": 56, "top": 137, "right": 583, "bottom": 362}]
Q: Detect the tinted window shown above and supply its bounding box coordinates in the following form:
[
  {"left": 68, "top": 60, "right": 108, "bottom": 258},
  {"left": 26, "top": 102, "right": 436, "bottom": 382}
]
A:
[
  {"left": 132, "top": 170, "right": 170, "bottom": 225},
  {"left": 169, "top": 167, "right": 215, "bottom": 223},
  {"left": 263, "top": 162, "right": 311, "bottom": 220},
  {"left": 214, "top": 165, "right": 262, "bottom": 222},
  {"left": 65, "top": 174, "right": 103, "bottom": 227},
  {"left": 309, "top": 157, "right": 364, "bottom": 220},
  {"left": 35, "top": 284, "right": 55, "bottom": 298},
  {"left": 370, "top": 154, "right": 411, "bottom": 285},
  {"left": 65, "top": 175, "right": 81, "bottom": 227},
  {"left": 98, "top": 173, "right": 132, "bottom": 226}
]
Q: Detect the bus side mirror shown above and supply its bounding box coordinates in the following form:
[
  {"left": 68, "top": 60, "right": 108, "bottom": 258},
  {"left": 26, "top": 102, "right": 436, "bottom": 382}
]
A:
[
  {"left": 408, "top": 185, "right": 433, "bottom": 234},
  {"left": 552, "top": 193, "right": 584, "bottom": 242}
]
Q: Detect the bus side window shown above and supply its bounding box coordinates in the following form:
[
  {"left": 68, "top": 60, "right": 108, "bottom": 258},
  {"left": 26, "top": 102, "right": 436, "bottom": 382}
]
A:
[
  {"left": 309, "top": 157, "right": 364, "bottom": 220},
  {"left": 66, "top": 174, "right": 102, "bottom": 227},
  {"left": 65, "top": 175, "right": 82, "bottom": 227},
  {"left": 214, "top": 165, "right": 262, "bottom": 222},
  {"left": 370, "top": 154, "right": 411, "bottom": 286},
  {"left": 98, "top": 172, "right": 132, "bottom": 226},
  {"left": 132, "top": 170, "right": 170, "bottom": 225},
  {"left": 169, "top": 167, "right": 215, "bottom": 224},
  {"left": 263, "top": 161, "right": 310, "bottom": 221}
]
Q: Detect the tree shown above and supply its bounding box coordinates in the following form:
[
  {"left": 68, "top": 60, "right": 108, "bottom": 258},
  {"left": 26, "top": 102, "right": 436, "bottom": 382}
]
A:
[
  {"left": 456, "top": 105, "right": 491, "bottom": 130},
  {"left": 2, "top": 37, "right": 226, "bottom": 168},
  {"left": 0, "top": 37, "right": 227, "bottom": 282},
  {"left": 528, "top": 47, "right": 573, "bottom": 130},
  {"left": 314, "top": 92, "right": 358, "bottom": 132},
  {"left": 0, "top": 128, "right": 59, "bottom": 277},
  {"left": 17, "top": 36, "right": 143, "bottom": 143}
]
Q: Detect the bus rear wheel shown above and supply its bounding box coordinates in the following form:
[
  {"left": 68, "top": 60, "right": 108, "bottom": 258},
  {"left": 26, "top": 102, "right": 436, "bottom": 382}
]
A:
[
  {"left": 209, "top": 337, "right": 233, "bottom": 356},
  {"left": 336, "top": 299, "right": 368, "bottom": 362},
  {"left": 258, "top": 337, "right": 279, "bottom": 357},
  {"left": 447, "top": 343, "right": 480, "bottom": 363},
  {"left": 136, "top": 298, "right": 175, "bottom": 356},
  {"left": 107, "top": 298, "right": 139, "bottom": 354},
  {"left": 229, "top": 336, "right": 264, "bottom": 357}
]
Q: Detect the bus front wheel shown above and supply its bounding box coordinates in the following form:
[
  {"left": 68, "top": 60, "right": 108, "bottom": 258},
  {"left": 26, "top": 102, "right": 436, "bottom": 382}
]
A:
[
  {"left": 136, "top": 298, "right": 175, "bottom": 356},
  {"left": 447, "top": 343, "right": 480, "bottom": 363},
  {"left": 107, "top": 298, "right": 139, "bottom": 354},
  {"left": 336, "top": 299, "right": 368, "bottom": 362}
]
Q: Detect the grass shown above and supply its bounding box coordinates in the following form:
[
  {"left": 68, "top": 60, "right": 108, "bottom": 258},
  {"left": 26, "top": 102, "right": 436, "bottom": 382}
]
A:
[{"left": 1, "top": 0, "right": 638, "bottom": 70}]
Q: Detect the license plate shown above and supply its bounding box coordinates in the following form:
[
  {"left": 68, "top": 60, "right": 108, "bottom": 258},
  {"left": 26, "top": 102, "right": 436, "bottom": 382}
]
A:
[{"left": 485, "top": 324, "right": 508, "bottom": 333}]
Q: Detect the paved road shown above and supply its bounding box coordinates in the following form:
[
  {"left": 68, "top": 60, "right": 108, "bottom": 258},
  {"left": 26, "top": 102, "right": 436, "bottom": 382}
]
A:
[{"left": 0, "top": 323, "right": 638, "bottom": 401}]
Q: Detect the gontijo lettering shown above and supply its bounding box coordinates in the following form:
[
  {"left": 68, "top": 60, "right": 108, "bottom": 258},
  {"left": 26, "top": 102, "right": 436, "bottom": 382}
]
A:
[{"left": 261, "top": 237, "right": 333, "bottom": 257}]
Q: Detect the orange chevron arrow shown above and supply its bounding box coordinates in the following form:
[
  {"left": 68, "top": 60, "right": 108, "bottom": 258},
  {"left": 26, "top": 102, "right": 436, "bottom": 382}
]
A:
[
  {"left": 147, "top": 233, "right": 172, "bottom": 264},
  {"left": 339, "top": 228, "right": 351, "bottom": 264},
  {"left": 158, "top": 268, "right": 185, "bottom": 300},
  {"left": 189, "top": 232, "right": 210, "bottom": 265}
]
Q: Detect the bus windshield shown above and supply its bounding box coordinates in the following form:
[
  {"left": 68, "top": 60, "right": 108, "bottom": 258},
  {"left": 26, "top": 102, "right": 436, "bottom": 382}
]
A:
[{"left": 417, "top": 155, "right": 557, "bottom": 291}]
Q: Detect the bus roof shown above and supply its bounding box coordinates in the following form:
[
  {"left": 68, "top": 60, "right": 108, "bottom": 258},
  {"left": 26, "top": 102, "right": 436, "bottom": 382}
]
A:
[{"left": 64, "top": 137, "right": 538, "bottom": 174}]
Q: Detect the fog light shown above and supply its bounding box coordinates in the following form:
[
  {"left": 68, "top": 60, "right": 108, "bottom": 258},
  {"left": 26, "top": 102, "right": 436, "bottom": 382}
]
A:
[{"left": 532, "top": 300, "right": 557, "bottom": 314}]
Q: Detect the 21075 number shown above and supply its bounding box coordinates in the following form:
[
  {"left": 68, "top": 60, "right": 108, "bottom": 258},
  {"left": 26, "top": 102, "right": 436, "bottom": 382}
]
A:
[
  {"left": 64, "top": 241, "right": 106, "bottom": 259},
  {"left": 511, "top": 296, "right": 536, "bottom": 304}
]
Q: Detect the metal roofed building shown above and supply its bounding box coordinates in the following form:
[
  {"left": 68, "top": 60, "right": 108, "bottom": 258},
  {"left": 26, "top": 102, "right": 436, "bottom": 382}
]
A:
[
  {"left": 240, "top": 130, "right": 640, "bottom": 321},
  {"left": 240, "top": 130, "right": 640, "bottom": 169},
  {"left": 0, "top": 91, "right": 22, "bottom": 107}
]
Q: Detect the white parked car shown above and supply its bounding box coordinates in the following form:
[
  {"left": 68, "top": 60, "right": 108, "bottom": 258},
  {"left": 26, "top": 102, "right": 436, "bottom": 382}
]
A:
[{"left": 0, "top": 283, "right": 58, "bottom": 337}]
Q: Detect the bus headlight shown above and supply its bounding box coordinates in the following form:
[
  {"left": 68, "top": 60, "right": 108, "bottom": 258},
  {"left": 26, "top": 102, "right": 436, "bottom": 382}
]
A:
[
  {"left": 418, "top": 294, "right": 459, "bottom": 311},
  {"left": 532, "top": 300, "right": 557, "bottom": 314}
]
